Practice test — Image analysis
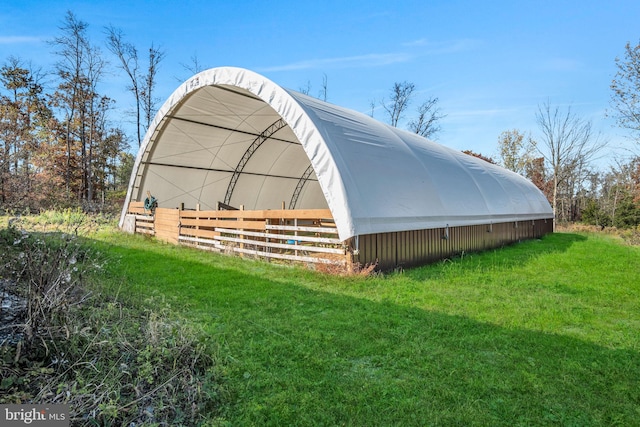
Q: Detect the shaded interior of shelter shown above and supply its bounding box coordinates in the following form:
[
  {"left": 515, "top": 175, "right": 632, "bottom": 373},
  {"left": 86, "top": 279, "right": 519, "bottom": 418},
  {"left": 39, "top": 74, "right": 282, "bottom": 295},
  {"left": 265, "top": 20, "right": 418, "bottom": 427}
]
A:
[{"left": 132, "top": 84, "right": 328, "bottom": 212}]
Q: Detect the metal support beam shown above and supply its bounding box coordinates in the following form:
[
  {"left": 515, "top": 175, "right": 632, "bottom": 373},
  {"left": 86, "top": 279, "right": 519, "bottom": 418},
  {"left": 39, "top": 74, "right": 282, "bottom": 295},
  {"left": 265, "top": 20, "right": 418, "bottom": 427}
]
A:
[
  {"left": 289, "top": 164, "right": 315, "bottom": 209},
  {"left": 224, "top": 118, "right": 288, "bottom": 205}
]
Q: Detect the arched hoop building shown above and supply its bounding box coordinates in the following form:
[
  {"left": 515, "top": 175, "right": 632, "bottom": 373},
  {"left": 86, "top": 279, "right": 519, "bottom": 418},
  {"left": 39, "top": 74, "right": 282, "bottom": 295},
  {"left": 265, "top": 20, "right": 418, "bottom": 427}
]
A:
[{"left": 120, "top": 67, "right": 553, "bottom": 270}]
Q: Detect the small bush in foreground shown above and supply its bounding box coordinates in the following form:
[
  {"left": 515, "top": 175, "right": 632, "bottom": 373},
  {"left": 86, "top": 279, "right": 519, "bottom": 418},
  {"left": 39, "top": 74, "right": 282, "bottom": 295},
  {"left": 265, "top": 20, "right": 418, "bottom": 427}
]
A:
[{"left": 0, "top": 222, "right": 223, "bottom": 426}]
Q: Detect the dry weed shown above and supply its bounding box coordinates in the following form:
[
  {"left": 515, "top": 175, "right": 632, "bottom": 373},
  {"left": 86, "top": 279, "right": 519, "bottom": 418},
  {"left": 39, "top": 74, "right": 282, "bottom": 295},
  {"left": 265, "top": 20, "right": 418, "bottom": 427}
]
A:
[
  {"left": 556, "top": 222, "right": 640, "bottom": 246},
  {"left": 313, "top": 253, "right": 379, "bottom": 276}
]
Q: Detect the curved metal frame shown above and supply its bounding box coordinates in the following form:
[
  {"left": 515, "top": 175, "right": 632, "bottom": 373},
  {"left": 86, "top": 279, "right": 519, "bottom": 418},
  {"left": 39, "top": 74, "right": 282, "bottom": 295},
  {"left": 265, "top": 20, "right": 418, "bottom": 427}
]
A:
[
  {"left": 223, "top": 118, "right": 288, "bottom": 205},
  {"left": 289, "top": 164, "right": 315, "bottom": 209}
]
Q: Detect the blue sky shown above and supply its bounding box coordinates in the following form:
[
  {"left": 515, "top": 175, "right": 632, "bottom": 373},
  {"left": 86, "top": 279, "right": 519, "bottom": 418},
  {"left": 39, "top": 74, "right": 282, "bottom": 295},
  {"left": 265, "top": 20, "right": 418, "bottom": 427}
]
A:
[{"left": 1, "top": 0, "right": 639, "bottom": 166}]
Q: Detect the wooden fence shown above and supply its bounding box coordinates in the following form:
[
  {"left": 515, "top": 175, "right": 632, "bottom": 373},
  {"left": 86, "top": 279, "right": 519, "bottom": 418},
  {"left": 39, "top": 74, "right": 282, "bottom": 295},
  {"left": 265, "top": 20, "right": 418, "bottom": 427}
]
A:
[
  {"left": 124, "top": 202, "right": 347, "bottom": 266},
  {"left": 125, "top": 202, "right": 155, "bottom": 236}
]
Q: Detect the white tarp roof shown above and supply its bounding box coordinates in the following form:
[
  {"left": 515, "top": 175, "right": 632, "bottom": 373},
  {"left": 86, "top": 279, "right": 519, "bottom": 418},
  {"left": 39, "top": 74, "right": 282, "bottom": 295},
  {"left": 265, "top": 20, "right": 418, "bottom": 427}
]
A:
[{"left": 120, "top": 67, "right": 553, "bottom": 241}]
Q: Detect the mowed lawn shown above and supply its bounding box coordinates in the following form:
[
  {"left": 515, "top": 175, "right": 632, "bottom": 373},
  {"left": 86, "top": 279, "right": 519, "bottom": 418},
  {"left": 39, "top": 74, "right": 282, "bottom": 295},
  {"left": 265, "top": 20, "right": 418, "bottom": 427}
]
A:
[{"left": 97, "top": 231, "right": 640, "bottom": 426}]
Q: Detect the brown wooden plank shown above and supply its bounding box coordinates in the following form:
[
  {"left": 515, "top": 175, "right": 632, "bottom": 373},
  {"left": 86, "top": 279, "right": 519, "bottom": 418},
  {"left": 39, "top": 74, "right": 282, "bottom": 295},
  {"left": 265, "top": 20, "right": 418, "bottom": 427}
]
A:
[
  {"left": 153, "top": 209, "right": 179, "bottom": 244},
  {"left": 225, "top": 245, "right": 346, "bottom": 265},
  {"left": 260, "top": 209, "right": 333, "bottom": 219},
  {"left": 179, "top": 228, "right": 220, "bottom": 239},
  {"left": 214, "top": 235, "right": 345, "bottom": 254},
  {"left": 179, "top": 218, "right": 266, "bottom": 230},
  {"left": 178, "top": 236, "right": 346, "bottom": 265},
  {"left": 155, "top": 229, "right": 177, "bottom": 244},
  {"left": 265, "top": 224, "right": 339, "bottom": 234},
  {"left": 180, "top": 218, "right": 228, "bottom": 227},
  {"left": 214, "top": 227, "right": 342, "bottom": 244},
  {"left": 128, "top": 201, "right": 147, "bottom": 215}
]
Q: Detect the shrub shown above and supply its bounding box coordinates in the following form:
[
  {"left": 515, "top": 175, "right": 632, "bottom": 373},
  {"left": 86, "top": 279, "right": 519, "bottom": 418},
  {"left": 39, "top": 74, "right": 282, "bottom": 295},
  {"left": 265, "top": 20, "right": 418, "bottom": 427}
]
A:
[
  {"left": 613, "top": 196, "right": 640, "bottom": 229},
  {"left": 0, "top": 220, "right": 223, "bottom": 426},
  {"left": 580, "top": 198, "right": 612, "bottom": 228}
]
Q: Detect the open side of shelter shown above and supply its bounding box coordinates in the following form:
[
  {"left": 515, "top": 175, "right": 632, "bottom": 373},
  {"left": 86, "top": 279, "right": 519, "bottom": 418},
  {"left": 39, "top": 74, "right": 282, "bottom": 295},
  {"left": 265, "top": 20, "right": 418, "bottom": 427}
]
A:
[{"left": 120, "top": 67, "right": 554, "bottom": 271}]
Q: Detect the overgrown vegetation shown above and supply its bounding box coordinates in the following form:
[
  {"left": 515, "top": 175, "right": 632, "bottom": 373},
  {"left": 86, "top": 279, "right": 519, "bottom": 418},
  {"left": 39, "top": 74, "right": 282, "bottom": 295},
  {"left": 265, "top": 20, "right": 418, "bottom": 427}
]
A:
[
  {"left": 557, "top": 221, "right": 640, "bottom": 246},
  {"left": 0, "top": 216, "right": 222, "bottom": 426}
]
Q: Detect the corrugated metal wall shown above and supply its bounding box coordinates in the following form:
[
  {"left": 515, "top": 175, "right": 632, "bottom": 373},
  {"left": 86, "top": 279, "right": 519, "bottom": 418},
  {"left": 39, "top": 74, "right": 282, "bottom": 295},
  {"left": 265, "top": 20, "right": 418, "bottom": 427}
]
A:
[{"left": 350, "top": 219, "right": 553, "bottom": 271}]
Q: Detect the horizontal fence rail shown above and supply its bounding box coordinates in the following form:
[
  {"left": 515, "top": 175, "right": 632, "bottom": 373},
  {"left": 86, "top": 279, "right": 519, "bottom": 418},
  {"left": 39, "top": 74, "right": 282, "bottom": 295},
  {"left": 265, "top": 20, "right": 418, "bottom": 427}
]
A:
[
  {"left": 125, "top": 203, "right": 347, "bottom": 266},
  {"left": 126, "top": 202, "right": 155, "bottom": 235}
]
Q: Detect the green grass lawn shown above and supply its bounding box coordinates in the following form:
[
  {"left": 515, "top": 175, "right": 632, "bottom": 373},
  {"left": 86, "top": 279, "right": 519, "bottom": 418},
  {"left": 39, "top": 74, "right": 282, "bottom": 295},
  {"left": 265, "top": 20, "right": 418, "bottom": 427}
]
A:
[{"left": 95, "top": 231, "right": 640, "bottom": 426}]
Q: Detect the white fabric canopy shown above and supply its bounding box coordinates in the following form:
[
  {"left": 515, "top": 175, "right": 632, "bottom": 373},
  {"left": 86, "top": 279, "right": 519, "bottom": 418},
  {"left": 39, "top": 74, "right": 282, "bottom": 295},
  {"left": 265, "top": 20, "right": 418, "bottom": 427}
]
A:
[{"left": 120, "top": 67, "right": 553, "bottom": 241}]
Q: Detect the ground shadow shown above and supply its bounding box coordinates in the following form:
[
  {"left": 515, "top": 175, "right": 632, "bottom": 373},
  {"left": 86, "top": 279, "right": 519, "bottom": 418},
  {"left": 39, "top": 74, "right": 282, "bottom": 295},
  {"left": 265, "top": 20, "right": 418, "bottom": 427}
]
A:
[{"left": 96, "top": 236, "right": 638, "bottom": 427}]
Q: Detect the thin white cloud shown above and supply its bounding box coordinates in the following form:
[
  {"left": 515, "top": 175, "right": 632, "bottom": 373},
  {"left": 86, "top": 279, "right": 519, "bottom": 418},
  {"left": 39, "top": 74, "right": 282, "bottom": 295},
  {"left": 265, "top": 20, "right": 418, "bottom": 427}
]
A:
[
  {"left": 259, "top": 52, "right": 413, "bottom": 72},
  {"left": 402, "top": 38, "right": 482, "bottom": 53},
  {"left": 260, "top": 38, "right": 481, "bottom": 73},
  {"left": 0, "top": 36, "right": 41, "bottom": 44}
]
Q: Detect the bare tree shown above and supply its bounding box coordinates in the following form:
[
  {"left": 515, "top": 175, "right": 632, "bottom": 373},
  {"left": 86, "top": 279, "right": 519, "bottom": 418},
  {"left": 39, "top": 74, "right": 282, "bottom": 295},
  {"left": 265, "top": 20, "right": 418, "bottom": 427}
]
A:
[
  {"left": 179, "top": 52, "right": 206, "bottom": 77},
  {"left": 296, "top": 74, "right": 329, "bottom": 101},
  {"left": 318, "top": 73, "right": 328, "bottom": 101},
  {"left": 408, "top": 96, "right": 445, "bottom": 139},
  {"left": 141, "top": 43, "right": 165, "bottom": 132},
  {"left": 83, "top": 42, "right": 107, "bottom": 203},
  {"left": 51, "top": 11, "right": 107, "bottom": 204},
  {"left": 106, "top": 27, "right": 164, "bottom": 147},
  {"left": 382, "top": 81, "right": 415, "bottom": 127},
  {"left": 49, "top": 12, "right": 125, "bottom": 206},
  {"left": 536, "top": 101, "right": 607, "bottom": 223},
  {"left": 610, "top": 40, "right": 640, "bottom": 141},
  {"left": 299, "top": 80, "right": 311, "bottom": 96},
  {"left": 368, "top": 98, "right": 376, "bottom": 118},
  {"left": 50, "top": 11, "right": 90, "bottom": 194},
  {"left": 106, "top": 25, "right": 142, "bottom": 146}
]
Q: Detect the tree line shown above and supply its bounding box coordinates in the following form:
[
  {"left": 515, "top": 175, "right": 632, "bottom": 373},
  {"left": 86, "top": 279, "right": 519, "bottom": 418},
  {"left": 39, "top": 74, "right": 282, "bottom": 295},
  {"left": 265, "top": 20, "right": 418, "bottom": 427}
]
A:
[{"left": 0, "top": 11, "right": 161, "bottom": 213}]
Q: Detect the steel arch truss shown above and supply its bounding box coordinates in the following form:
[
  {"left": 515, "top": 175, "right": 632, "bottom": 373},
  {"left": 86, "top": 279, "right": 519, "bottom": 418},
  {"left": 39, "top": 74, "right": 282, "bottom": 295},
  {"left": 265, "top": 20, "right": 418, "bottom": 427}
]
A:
[
  {"left": 223, "top": 118, "right": 288, "bottom": 205},
  {"left": 289, "top": 164, "right": 315, "bottom": 209}
]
